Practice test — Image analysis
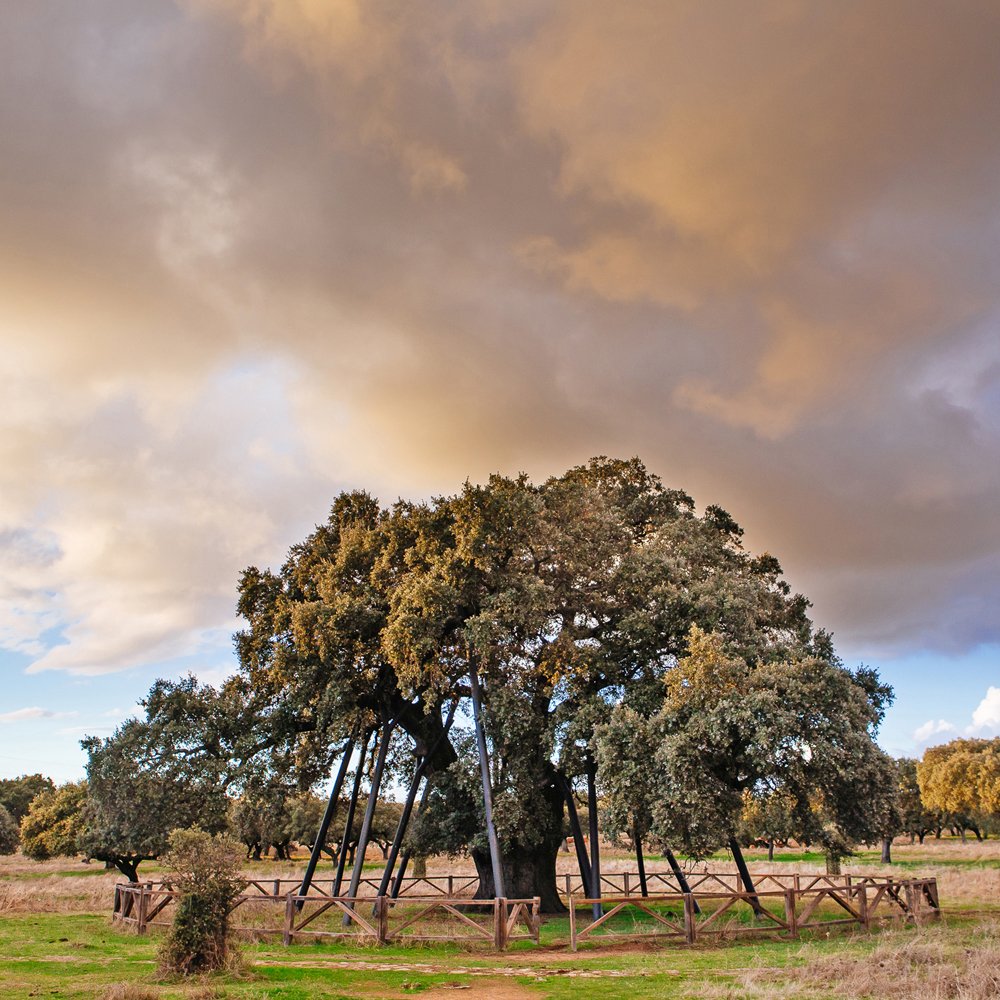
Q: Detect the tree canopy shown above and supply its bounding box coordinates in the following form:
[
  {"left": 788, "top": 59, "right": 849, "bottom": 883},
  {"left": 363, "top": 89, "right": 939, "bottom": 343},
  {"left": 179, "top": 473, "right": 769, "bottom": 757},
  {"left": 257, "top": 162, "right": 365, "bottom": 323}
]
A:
[
  {"left": 224, "top": 457, "right": 889, "bottom": 908},
  {"left": 918, "top": 738, "right": 1000, "bottom": 822},
  {"left": 63, "top": 457, "right": 896, "bottom": 908}
]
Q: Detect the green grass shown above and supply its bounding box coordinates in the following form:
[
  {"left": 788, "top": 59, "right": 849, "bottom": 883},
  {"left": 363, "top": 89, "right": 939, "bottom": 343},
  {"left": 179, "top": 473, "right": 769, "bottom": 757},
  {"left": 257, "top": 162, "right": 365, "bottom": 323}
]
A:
[{"left": 0, "top": 905, "right": 967, "bottom": 1000}]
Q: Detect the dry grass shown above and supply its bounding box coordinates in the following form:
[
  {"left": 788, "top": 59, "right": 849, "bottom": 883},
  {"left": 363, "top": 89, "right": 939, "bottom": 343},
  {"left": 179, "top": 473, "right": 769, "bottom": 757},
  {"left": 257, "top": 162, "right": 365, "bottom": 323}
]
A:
[
  {"left": 700, "top": 921, "right": 1000, "bottom": 1000},
  {"left": 101, "top": 984, "right": 162, "bottom": 1000}
]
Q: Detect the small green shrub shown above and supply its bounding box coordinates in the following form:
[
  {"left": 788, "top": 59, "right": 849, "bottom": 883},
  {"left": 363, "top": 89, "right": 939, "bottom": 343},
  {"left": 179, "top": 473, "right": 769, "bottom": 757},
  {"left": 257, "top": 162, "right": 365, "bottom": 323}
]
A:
[{"left": 157, "top": 828, "right": 247, "bottom": 976}]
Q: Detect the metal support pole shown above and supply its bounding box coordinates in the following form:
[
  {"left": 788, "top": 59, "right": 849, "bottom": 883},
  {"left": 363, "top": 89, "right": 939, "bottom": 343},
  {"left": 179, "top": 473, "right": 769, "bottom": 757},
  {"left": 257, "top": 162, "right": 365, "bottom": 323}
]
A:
[
  {"left": 665, "top": 847, "right": 700, "bottom": 914},
  {"left": 377, "top": 699, "right": 458, "bottom": 900},
  {"left": 633, "top": 822, "right": 648, "bottom": 897},
  {"left": 586, "top": 756, "right": 602, "bottom": 920},
  {"left": 557, "top": 770, "right": 592, "bottom": 898},
  {"left": 470, "top": 657, "right": 505, "bottom": 899},
  {"left": 298, "top": 733, "right": 356, "bottom": 906},
  {"left": 344, "top": 720, "right": 395, "bottom": 925},
  {"left": 334, "top": 729, "right": 373, "bottom": 896}
]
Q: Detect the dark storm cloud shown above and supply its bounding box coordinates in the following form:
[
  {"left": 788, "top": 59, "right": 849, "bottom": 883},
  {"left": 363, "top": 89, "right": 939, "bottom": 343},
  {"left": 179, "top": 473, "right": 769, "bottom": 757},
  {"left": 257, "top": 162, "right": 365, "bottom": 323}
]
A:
[{"left": 1, "top": 0, "right": 999, "bottom": 671}]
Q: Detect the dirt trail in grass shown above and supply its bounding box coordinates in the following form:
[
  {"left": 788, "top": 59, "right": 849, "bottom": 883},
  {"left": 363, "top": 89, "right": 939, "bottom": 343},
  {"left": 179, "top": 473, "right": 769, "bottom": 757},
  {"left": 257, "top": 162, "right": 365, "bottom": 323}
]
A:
[
  {"left": 270, "top": 957, "right": 668, "bottom": 978},
  {"left": 419, "top": 982, "right": 535, "bottom": 1000}
]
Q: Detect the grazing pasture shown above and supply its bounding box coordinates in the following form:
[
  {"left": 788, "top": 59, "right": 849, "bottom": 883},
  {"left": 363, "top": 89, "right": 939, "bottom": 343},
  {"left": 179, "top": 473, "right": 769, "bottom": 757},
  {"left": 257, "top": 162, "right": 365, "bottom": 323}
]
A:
[{"left": 2, "top": 839, "right": 998, "bottom": 999}]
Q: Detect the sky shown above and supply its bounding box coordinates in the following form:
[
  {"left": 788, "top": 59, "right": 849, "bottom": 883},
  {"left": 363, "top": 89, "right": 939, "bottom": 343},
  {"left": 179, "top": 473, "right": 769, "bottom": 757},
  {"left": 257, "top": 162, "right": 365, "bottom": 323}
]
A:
[{"left": 2, "top": 0, "right": 999, "bottom": 783}]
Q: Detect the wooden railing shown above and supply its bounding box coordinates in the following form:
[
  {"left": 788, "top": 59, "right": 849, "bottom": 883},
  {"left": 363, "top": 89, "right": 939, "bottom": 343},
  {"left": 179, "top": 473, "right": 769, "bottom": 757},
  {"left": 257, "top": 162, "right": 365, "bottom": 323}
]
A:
[
  {"left": 566, "top": 877, "right": 939, "bottom": 950},
  {"left": 113, "top": 883, "right": 539, "bottom": 950},
  {"left": 112, "top": 872, "right": 938, "bottom": 951}
]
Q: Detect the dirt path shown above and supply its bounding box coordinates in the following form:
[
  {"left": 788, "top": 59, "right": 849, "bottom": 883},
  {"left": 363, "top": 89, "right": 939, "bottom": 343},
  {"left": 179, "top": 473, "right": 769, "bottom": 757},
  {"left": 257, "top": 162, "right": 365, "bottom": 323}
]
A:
[{"left": 271, "top": 957, "right": 671, "bottom": 978}]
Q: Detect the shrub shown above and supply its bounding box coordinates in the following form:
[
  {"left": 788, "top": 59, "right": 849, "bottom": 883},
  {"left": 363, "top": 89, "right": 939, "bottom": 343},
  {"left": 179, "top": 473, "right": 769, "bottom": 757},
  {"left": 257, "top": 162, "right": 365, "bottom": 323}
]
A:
[{"left": 157, "top": 828, "right": 247, "bottom": 977}]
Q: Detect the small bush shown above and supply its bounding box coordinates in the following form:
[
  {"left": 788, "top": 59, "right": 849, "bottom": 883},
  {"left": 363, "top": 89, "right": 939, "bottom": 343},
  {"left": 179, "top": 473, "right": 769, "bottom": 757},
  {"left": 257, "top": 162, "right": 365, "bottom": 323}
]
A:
[{"left": 157, "top": 828, "right": 247, "bottom": 977}]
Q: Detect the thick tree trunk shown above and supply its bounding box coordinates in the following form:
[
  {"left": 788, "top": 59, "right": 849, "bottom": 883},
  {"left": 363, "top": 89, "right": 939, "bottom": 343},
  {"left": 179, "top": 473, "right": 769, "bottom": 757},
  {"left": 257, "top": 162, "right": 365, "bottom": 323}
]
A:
[
  {"left": 881, "top": 837, "right": 892, "bottom": 864},
  {"left": 471, "top": 769, "right": 567, "bottom": 914},
  {"left": 472, "top": 840, "right": 564, "bottom": 913}
]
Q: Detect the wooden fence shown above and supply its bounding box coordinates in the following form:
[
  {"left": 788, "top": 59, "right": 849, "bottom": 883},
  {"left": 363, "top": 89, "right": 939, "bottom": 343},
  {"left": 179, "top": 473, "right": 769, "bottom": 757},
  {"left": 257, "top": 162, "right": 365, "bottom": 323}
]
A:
[
  {"left": 567, "top": 878, "right": 939, "bottom": 950},
  {"left": 112, "top": 871, "right": 938, "bottom": 951},
  {"left": 113, "top": 883, "right": 539, "bottom": 949}
]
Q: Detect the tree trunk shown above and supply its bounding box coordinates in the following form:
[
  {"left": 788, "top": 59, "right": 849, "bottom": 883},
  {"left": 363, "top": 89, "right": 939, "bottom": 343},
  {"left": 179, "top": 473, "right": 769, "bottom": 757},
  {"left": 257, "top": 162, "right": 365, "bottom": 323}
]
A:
[
  {"left": 116, "top": 857, "right": 140, "bottom": 882},
  {"left": 472, "top": 840, "right": 564, "bottom": 913},
  {"left": 767, "top": 839, "right": 774, "bottom": 862},
  {"left": 881, "top": 837, "right": 892, "bottom": 864},
  {"left": 471, "top": 768, "right": 566, "bottom": 913}
]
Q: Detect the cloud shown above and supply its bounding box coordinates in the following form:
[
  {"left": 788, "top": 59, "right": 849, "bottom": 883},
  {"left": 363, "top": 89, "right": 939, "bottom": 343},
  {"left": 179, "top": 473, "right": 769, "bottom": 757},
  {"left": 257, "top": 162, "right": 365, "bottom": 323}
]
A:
[
  {"left": 970, "top": 686, "right": 1000, "bottom": 734},
  {"left": 0, "top": 0, "right": 999, "bottom": 682},
  {"left": 912, "top": 719, "right": 958, "bottom": 747},
  {"left": 0, "top": 707, "right": 78, "bottom": 724}
]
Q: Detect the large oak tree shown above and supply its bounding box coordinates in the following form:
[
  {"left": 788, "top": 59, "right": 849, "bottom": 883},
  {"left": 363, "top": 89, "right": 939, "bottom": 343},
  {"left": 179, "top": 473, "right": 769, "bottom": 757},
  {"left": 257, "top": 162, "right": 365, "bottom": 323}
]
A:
[{"left": 234, "top": 458, "right": 820, "bottom": 910}]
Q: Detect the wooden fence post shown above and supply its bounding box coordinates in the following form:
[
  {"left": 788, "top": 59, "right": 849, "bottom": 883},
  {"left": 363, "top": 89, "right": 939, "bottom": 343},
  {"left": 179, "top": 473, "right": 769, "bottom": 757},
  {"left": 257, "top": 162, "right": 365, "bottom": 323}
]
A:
[
  {"left": 273, "top": 878, "right": 280, "bottom": 898},
  {"left": 569, "top": 895, "right": 577, "bottom": 951},
  {"left": 623, "top": 872, "right": 631, "bottom": 897},
  {"left": 494, "top": 898, "right": 508, "bottom": 950},
  {"left": 136, "top": 885, "right": 149, "bottom": 935},
  {"left": 564, "top": 873, "right": 572, "bottom": 899},
  {"left": 683, "top": 892, "right": 697, "bottom": 945},
  {"left": 858, "top": 883, "right": 870, "bottom": 931},
  {"left": 283, "top": 894, "right": 295, "bottom": 946},
  {"left": 376, "top": 894, "right": 389, "bottom": 945},
  {"left": 793, "top": 873, "right": 800, "bottom": 892},
  {"left": 784, "top": 888, "right": 798, "bottom": 938}
]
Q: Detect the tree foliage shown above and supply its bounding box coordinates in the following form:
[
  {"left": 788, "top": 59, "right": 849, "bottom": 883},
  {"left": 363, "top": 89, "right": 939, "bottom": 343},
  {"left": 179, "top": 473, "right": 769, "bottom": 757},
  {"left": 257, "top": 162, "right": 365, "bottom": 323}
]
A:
[
  {"left": 596, "top": 627, "right": 899, "bottom": 859},
  {"left": 19, "top": 782, "right": 87, "bottom": 861},
  {"left": 0, "top": 773, "right": 54, "bottom": 824},
  {"left": 80, "top": 704, "right": 229, "bottom": 880},
  {"left": 230, "top": 458, "right": 829, "bottom": 908},
  {"left": 918, "top": 738, "right": 1000, "bottom": 820}
]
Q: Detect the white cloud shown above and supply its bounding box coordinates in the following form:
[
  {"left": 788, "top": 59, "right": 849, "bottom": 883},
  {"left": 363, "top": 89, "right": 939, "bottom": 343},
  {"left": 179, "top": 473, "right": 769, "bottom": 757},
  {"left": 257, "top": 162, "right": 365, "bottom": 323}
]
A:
[
  {"left": 969, "top": 686, "right": 1000, "bottom": 734},
  {"left": 0, "top": 707, "right": 78, "bottom": 723},
  {"left": 912, "top": 719, "right": 957, "bottom": 746}
]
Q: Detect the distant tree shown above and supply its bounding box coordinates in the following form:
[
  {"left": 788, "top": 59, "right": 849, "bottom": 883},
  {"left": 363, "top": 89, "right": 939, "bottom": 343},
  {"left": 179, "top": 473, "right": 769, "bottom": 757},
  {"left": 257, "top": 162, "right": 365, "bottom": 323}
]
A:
[
  {"left": 0, "top": 774, "right": 55, "bottom": 824},
  {"left": 0, "top": 805, "right": 19, "bottom": 855},
  {"left": 80, "top": 711, "right": 229, "bottom": 881},
  {"left": 738, "top": 789, "right": 797, "bottom": 860},
  {"left": 918, "top": 738, "right": 1000, "bottom": 840},
  {"left": 20, "top": 782, "right": 87, "bottom": 860},
  {"left": 897, "top": 757, "right": 940, "bottom": 844},
  {"left": 228, "top": 790, "right": 294, "bottom": 861},
  {"left": 287, "top": 793, "right": 330, "bottom": 857}
]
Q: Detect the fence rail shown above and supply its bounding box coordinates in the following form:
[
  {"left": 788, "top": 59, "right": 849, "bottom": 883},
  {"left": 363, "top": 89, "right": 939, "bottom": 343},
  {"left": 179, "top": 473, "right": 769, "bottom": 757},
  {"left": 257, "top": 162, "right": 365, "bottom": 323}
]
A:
[
  {"left": 566, "top": 878, "right": 939, "bottom": 950},
  {"left": 112, "top": 872, "right": 937, "bottom": 951}
]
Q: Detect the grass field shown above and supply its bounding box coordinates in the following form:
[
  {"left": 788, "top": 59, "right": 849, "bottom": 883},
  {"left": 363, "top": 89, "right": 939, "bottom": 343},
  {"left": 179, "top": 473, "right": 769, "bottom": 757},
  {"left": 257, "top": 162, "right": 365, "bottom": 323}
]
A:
[{"left": 2, "top": 839, "right": 999, "bottom": 1000}]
